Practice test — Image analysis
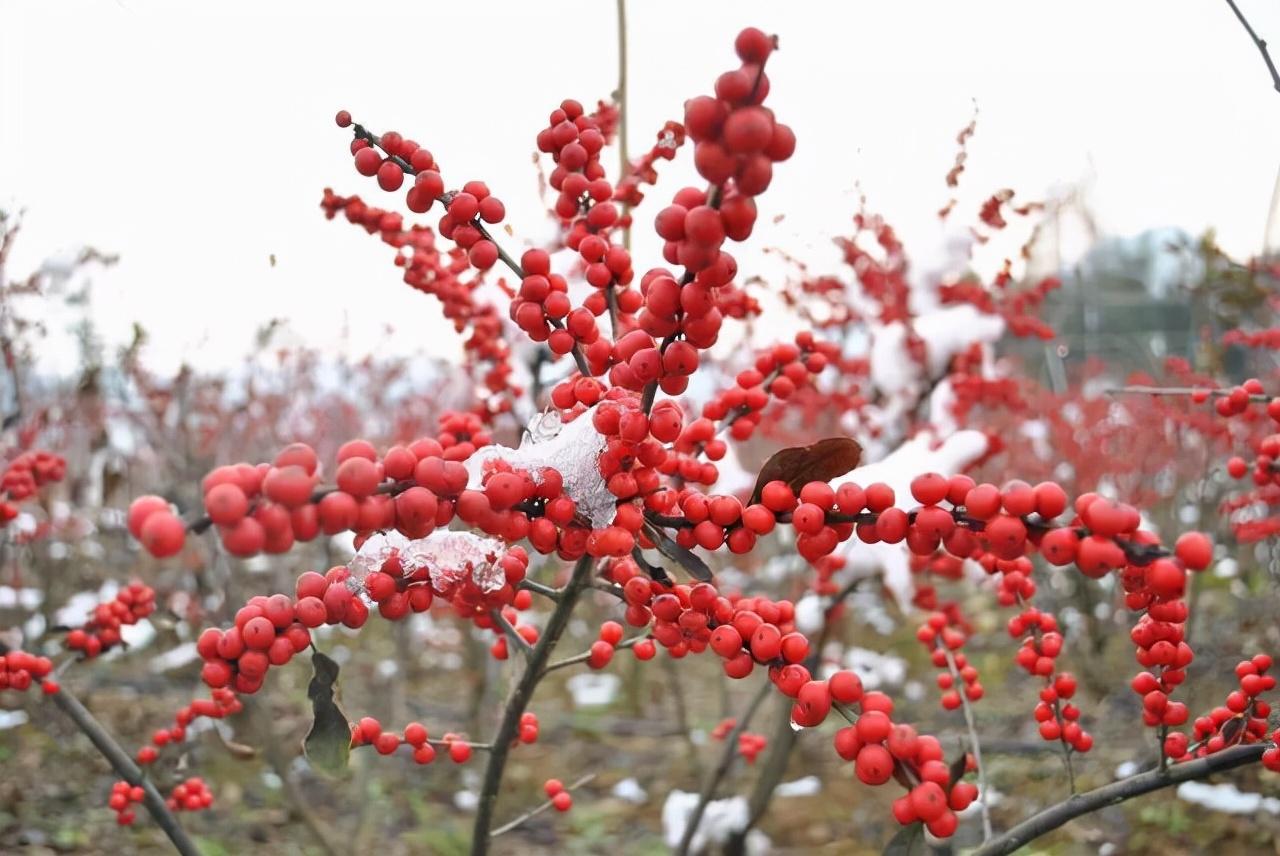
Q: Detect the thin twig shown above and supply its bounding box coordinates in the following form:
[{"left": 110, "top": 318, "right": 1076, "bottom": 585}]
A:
[
  {"left": 1106, "top": 384, "right": 1271, "bottom": 403},
  {"left": 1224, "top": 0, "right": 1280, "bottom": 93},
  {"left": 490, "top": 773, "right": 597, "bottom": 838},
  {"left": 972, "top": 743, "right": 1268, "bottom": 856},
  {"left": 942, "top": 647, "right": 992, "bottom": 842},
  {"left": 543, "top": 634, "right": 647, "bottom": 673},
  {"left": 518, "top": 578, "right": 561, "bottom": 603},
  {"left": 614, "top": 0, "right": 631, "bottom": 252}
]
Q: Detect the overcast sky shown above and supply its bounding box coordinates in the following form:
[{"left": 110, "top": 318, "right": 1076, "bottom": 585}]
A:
[{"left": 2, "top": 0, "right": 1278, "bottom": 375}]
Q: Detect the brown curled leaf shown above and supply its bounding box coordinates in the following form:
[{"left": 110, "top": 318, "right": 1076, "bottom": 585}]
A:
[{"left": 749, "top": 437, "right": 863, "bottom": 505}]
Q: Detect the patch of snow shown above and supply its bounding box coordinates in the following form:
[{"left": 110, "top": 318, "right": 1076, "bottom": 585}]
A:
[
  {"left": 0, "top": 710, "right": 29, "bottom": 730},
  {"left": 612, "top": 777, "right": 648, "bottom": 804},
  {"left": 0, "top": 586, "right": 43, "bottom": 609},
  {"left": 453, "top": 790, "right": 479, "bottom": 812},
  {"left": 1177, "top": 781, "right": 1280, "bottom": 815},
  {"left": 565, "top": 673, "right": 620, "bottom": 708},
  {"left": 840, "top": 647, "right": 907, "bottom": 690},
  {"left": 662, "top": 790, "right": 746, "bottom": 852},
  {"left": 150, "top": 642, "right": 200, "bottom": 673},
  {"left": 775, "top": 776, "right": 821, "bottom": 797}
]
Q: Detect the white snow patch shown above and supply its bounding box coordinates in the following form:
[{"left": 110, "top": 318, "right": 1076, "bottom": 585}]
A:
[
  {"left": 1177, "top": 781, "right": 1280, "bottom": 815},
  {"left": 611, "top": 777, "right": 648, "bottom": 804},
  {"left": 0, "top": 710, "right": 29, "bottom": 730},
  {"left": 565, "top": 673, "right": 620, "bottom": 708},
  {"left": 775, "top": 776, "right": 822, "bottom": 797},
  {"left": 149, "top": 642, "right": 200, "bottom": 673}
]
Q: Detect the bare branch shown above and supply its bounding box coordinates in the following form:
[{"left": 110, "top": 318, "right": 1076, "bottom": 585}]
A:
[
  {"left": 1225, "top": 0, "right": 1280, "bottom": 93},
  {"left": 973, "top": 743, "right": 1268, "bottom": 856}
]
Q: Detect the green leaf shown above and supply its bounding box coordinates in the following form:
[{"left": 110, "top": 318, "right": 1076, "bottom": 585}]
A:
[
  {"left": 882, "top": 822, "right": 926, "bottom": 856},
  {"left": 303, "top": 650, "right": 351, "bottom": 776}
]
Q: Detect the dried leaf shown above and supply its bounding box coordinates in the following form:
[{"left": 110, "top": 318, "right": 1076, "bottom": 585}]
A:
[
  {"left": 643, "top": 522, "right": 712, "bottom": 582},
  {"left": 882, "top": 822, "right": 925, "bottom": 856},
  {"left": 947, "top": 751, "right": 968, "bottom": 787},
  {"left": 303, "top": 651, "right": 350, "bottom": 776},
  {"left": 749, "top": 437, "right": 863, "bottom": 505}
]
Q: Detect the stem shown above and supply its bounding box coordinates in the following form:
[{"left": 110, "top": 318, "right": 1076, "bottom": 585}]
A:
[
  {"left": 614, "top": 0, "right": 631, "bottom": 252},
  {"left": 469, "top": 555, "right": 596, "bottom": 856},
  {"left": 1106, "top": 384, "right": 1271, "bottom": 403},
  {"left": 543, "top": 634, "right": 646, "bottom": 672},
  {"left": 490, "top": 772, "right": 596, "bottom": 838},
  {"left": 675, "top": 678, "right": 773, "bottom": 856},
  {"left": 973, "top": 743, "right": 1267, "bottom": 856},
  {"left": 1224, "top": 0, "right": 1280, "bottom": 92},
  {"left": 518, "top": 578, "right": 561, "bottom": 603},
  {"left": 942, "top": 647, "right": 992, "bottom": 842}
]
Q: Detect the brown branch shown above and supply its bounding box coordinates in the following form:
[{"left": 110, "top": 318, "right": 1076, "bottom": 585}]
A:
[
  {"left": 1225, "top": 0, "right": 1280, "bottom": 93},
  {"left": 470, "top": 555, "right": 596, "bottom": 856},
  {"left": 972, "top": 742, "right": 1268, "bottom": 856},
  {"left": 543, "top": 633, "right": 646, "bottom": 673}
]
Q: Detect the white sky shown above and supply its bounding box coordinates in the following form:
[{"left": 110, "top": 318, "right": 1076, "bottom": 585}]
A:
[{"left": 2, "top": 0, "right": 1278, "bottom": 375}]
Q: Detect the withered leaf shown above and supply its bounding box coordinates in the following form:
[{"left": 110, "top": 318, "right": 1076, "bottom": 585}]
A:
[
  {"left": 631, "top": 546, "right": 674, "bottom": 586},
  {"left": 643, "top": 522, "right": 712, "bottom": 582},
  {"left": 303, "top": 650, "right": 350, "bottom": 777},
  {"left": 749, "top": 437, "right": 863, "bottom": 505},
  {"left": 947, "top": 750, "right": 968, "bottom": 787}
]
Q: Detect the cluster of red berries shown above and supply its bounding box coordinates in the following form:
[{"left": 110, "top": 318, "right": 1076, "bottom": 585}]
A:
[
  {"left": 341, "top": 118, "right": 513, "bottom": 274},
  {"left": 165, "top": 777, "right": 213, "bottom": 813},
  {"left": 613, "top": 120, "right": 686, "bottom": 207},
  {"left": 65, "top": 581, "right": 156, "bottom": 658},
  {"left": 349, "top": 716, "right": 482, "bottom": 764},
  {"left": 916, "top": 610, "right": 983, "bottom": 711},
  {"left": 586, "top": 620, "right": 625, "bottom": 669},
  {"left": 320, "top": 189, "right": 519, "bottom": 408},
  {"left": 136, "top": 688, "right": 242, "bottom": 769},
  {"left": 0, "top": 649, "right": 55, "bottom": 693},
  {"left": 710, "top": 718, "right": 768, "bottom": 763},
  {"left": 1, "top": 450, "right": 66, "bottom": 501},
  {"left": 1166, "top": 654, "right": 1275, "bottom": 760},
  {"left": 195, "top": 592, "right": 320, "bottom": 695},
  {"left": 832, "top": 694, "right": 976, "bottom": 838},
  {"left": 543, "top": 777, "right": 574, "bottom": 812},
  {"left": 682, "top": 26, "right": 792, "bottom": 211},
  {"left": 107, "top": 780, "right": 145, "bottom": 825}
]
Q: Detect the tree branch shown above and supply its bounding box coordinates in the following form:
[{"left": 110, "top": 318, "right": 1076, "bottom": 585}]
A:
[
  {"left": 470, "top": 555, "right": 596, "bottom": 856},
  {"left": 1225, "top": 0, "right": 1280, "bottom": 93},
  {"left": 972, "top": 742, "right": 1268, "bottom": 856}
]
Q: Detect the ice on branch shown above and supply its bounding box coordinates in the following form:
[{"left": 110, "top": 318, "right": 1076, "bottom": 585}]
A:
[
  {"left": 348, "top": 530, "right": 507, "bottom": 593},
  {"left": 464, "top": 406, "right": 615, "bottom": 527}
]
